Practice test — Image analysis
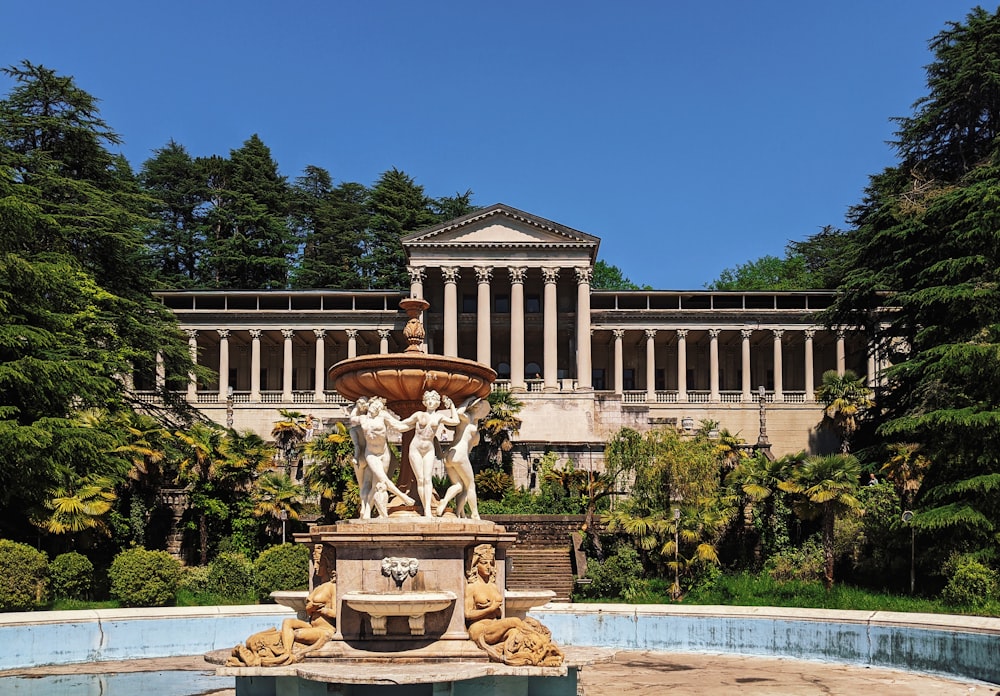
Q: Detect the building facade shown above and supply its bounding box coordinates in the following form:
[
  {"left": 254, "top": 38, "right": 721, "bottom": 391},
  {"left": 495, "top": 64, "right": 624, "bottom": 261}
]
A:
[{"left": 148, "top": 205, "right": 876, "bottom": 482}]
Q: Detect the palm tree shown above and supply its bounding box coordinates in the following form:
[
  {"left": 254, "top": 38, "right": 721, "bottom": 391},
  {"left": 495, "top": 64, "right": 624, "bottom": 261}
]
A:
[
  {"left": 39, "top": 472, "right": 117, "bottom": 545},
  {"left": 303, "top": 423, "right": 354, "bottom": 521},
  {"left": 174, "top": 421, "right": 228, "bottom": 565},
  {"left": 816, "top": 369, "right": 874, "bottom": 453},
  {"left": 725, "top": 451, "right": 803, "bottom": 566},
  {"left": 471, "top": 390, "right": 523, "bottom": 471},
  {"left": 881, "top": 442, "right": 930, "bottom": 509},
  {"left": 780, "top": 453, "right": 862, "bottom": 589},
  {"left": 254, "top": 472, "right": 303, "bottom": 541},
  {"left": 271, "top": 409, "right": 307, "bottom": 477}
]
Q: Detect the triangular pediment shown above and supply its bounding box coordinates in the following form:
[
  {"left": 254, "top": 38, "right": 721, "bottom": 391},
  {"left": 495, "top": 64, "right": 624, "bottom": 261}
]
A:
[{"left": 402, "top": 204, "right": 600, "bottom": 255}]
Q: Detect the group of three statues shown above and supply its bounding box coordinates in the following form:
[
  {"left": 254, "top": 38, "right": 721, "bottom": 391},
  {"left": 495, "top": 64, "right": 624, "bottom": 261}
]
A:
[{"left": 348, "top": 390, "right": 491, "bottom": 520}]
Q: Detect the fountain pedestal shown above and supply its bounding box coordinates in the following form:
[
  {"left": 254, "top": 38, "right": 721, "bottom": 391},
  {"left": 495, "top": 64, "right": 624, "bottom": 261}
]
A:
[{"left": 301, "top": 518, "right": 518, "bottom": 659}]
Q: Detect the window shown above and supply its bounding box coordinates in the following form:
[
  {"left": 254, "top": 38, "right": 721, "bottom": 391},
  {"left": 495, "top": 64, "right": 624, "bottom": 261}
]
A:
[
  {"left": 526, "top": 294, "right": 541, "bottom": 313},
  {"left": 593, "top": 368, "right": 606, "bottom": 390},
  {"left": 495, "top": 295, "right": 510, "bottom": 313},
  {"left": 623, "top": 369, "right": 635, "bottom": 391},
  {"left": 462, "top": 294, "right": 477, "bottom": 313}
]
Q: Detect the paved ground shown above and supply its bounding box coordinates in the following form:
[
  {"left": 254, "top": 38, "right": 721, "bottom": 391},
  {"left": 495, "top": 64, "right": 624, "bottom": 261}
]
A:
[{"left": 1, "top": 651, "right": 996, "bottom": 696}]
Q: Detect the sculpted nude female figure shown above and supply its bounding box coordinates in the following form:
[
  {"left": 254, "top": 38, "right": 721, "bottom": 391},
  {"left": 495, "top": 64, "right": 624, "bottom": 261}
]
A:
[
  {"left": 349, "top": 396, "right": 415, "bottom": 518},
  {"left": 438, "top": 396, "right": 490, "bottom": 519},
  {"left": 400, "top": 390, "right": 458, "bottom": 517}
]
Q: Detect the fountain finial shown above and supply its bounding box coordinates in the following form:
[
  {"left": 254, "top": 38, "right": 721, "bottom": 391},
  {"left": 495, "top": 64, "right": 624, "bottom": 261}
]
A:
[{"left": 400, "top": 296, "right": 430, "bottom": 353}]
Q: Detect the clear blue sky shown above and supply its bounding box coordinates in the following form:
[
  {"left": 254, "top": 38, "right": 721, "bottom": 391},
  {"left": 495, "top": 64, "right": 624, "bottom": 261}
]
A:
[{"left": 2, "top": 1, "right": 988, "bottom": 289}]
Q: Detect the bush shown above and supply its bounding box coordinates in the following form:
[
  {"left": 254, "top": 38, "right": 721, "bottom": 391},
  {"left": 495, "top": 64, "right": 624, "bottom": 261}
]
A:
[
  {"left": 253, "top": 543, "right": 309, "bottom": 600},
  {"left": 50, "top": 552, "right": 94, "bottom": 601},
  {"left": 108, "top": 547, "right": 182, "bottom": 607},
  {"left": 765, "top": 537, "right": 824, "bottom": 583},
  {"left": 575, "top": 545, "right": 643, "bottom": 601},
  {"left": 207, "top": 552, "right": 256, "bottom": 602},
  {"left": 177, "top": 565, "right": 211, "bottom": 594},
  {"left": 941, "top": 555, "right": 999, "bottom": 607},
  {"left": 0, "top": 539, "right": 48, "bottom": 611}
]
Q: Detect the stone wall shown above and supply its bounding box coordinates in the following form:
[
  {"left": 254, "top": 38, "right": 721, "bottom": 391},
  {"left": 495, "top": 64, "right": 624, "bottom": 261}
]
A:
[{"left": 483, "top": 515, "right": 584, "bottom": 549}]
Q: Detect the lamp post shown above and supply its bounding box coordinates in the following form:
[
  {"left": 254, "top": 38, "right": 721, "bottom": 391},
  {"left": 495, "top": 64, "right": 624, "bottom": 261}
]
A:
[
  {"left": 225, "top": 386, "right": 234, "bottom": 429},
  {"left": 670, "top": 491, "right": 683, "bottom": 600},
  {"left": 902, "top": 510, "right": 914, "bottom": 594},
  {"left": 280, "top": 509, "right": 288, "bottom": 544}
]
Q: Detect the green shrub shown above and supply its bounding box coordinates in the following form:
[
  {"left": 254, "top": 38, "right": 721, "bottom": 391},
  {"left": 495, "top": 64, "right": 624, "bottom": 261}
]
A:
[
  {"left": 575, "top": 545, "right": 643, "bottom": 601},
  {"left": 0, "top": 539, "right": 48, "bottom": 611},
  {"left": 207, "top": 552, "right": 256, "bottom": 602},
  {"left": 941, "top": 555, "right": 999, "bottom": 607},
  {"left": 177, "top": 565, "right": 211, "bottom": 594},
  {"left": 765, "top": 537, "right": 824, "bottom": 583},
  {"left": 49, "top": 552, "right": 94, "bottom": 601},
  {"left": 108, "top": 547, "right": 182, "bottom": 607},
  {"left": 253, "top": 543, "right": 309, "bottom": 600}
]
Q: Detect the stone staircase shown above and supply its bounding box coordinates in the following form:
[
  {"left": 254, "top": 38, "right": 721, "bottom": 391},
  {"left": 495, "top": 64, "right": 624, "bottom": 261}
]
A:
[{"left": 505, "top": 546, "right": 575, "bottom": 602}]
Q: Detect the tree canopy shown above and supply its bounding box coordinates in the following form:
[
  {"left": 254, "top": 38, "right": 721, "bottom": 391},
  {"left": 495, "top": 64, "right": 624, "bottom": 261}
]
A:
[{"left": 825, "top": 6, "right": 1000, "bottom": 559}]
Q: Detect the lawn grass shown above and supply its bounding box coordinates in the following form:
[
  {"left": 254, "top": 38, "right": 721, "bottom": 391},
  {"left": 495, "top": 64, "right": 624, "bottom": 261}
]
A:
[{"left": 574, "top": 572, "right": 1000, "bottom": 617}]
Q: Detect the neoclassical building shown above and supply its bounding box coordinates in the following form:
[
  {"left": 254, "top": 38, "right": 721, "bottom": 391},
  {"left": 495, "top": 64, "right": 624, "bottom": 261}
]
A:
[{"left": 148, "top": 204, "right": 875, "bottom": 481}]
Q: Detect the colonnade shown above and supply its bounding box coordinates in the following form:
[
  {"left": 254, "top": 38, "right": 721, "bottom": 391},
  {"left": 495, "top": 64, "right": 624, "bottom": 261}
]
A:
[{"left": 408, "top": 264, "right": 593, "bottom": 392}]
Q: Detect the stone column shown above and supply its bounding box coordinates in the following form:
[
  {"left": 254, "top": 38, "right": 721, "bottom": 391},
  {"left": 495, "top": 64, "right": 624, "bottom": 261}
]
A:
[
  {"left": 542, "top": 267, "right": 559, "bottom": 391},
  {"left": 378, "top": 329, "right": 391, "bottom": 355},
  {"left": 576, "top": 267, "right": 593, "bottom": 390},
  {"left": 708, "top": 329, "right": 721, "bottom": 402},
  {"left": 836, "top": 329, "right": 846, "bottom": 376},
  {"left": 442, "top": 266, "right": 460, "bottom": 357},
  {"left": 155, "top": 351, "right": 166, "bottom": 391},
  {"left": 804, "top": 329, "right": 816, "bottom": 402},
  {"left": 250, "top": 329, "right": 262, "bottom": 402},
  {"left": 217, "top": 329, "right": 230, "bottom": 403},
  {"left": 645, "top": 329, "right": 657, "bottom": 402},
  {"left": 282, "top": 329, "right": 294, "bottom": 402},
  {"left": 867, "top": 346, "right": 877, "bottom": 388},
  {"left": 407, "top": 265, "right": 426, "bottom": 299},
  {"left": 185, "top": 329, "right": 198, "bottom": 402},
  {"left": 408, "top": 266, "right": 427, "bottom": 351},
  {"left": 772, "top": 329, "right": 784, "bottom": 401},
  {"left": 741, "top": 329, "right": 753, "bottom": 402},
  {"left": 509, "top": 267, "right": 527, "bottom": 392},
  {"left": 346, "top": 329, "right": 358, "bottom": 359},
  {"left": 475, "top": 266, "right": 493, "bottom": 367},
  {"left": 676, "top": 329, "right": 688, "bottom": 402},
  {"left": 613, "top": 329, "right": 625, "bottom": 395},
  {"left": 314, "top": 329, "right": 326, "bottom": 402}
]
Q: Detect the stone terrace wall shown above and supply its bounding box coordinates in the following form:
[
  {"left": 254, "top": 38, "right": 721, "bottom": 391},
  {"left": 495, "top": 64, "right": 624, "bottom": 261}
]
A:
[{"left": 483, "top": 515, "right": 584, "bottom": 549}]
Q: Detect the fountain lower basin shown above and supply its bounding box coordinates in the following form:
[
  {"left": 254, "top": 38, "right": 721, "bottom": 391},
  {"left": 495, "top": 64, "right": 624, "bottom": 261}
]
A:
[{"left": 342, "top": 590, "right": 457, "bottom": 636}]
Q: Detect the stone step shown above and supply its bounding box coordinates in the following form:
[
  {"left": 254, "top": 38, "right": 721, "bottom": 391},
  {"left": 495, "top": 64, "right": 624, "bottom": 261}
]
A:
[{"left": 505, "top": 547, "right": 575, "bottom": 601}]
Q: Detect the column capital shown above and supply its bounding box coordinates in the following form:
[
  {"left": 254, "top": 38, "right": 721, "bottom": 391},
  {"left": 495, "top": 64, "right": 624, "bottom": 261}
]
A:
[
  {"left": 613, "top": 329, "right": 626, "bottom": 340},
  {"left": 346, "top": 328, "right": 359, "bottom": 339},
  {"left": 645, "top": 329, "right": 657, "bottom": 340},
  {"left": 314, "top": 328, "right": 327, "bottom": 340},
  {"left": 575, "top": 267, "right": 593, "bottom": 284},
  {"left": 708, "top": 329, "right": 721, "bottom": 339},
  {"left": 441, "top": 266, "right": 461, "bottom": 284},
  {"left": 740, "top": 328, "right": 754, "bottom": 340},
  {"left": 377, "top": 328, "right": 392, "bottom": 340},
  {"left": 474, "top": 265, "right": 493, "bottom": 283},
  {"left": 249, "top": 329, "right": 263, "bottom": 340},
  {"left": 217, "top": 329, "right": 231, "bottom": 340},
  {"left": 676, "top": 329, "right": 689, "bottom": 340},
  {"left": 281, "top": 329, "right": 295, "bottom": 340},
  {"left": 407, "top": 266, "right": 426, "bottom": 283},
  {"left": 772, "top": 329, "right": 785, "bottom": 340},
  {"left": 508, "top": 266, "right": 527, "bottom": 284},
  {"left": 184, "top": 329, "right": 199, "bottom": 340},
  {"left": 541, "top": 267, "right": 560, "bottom": 284},
  {"left": 836, "top": 328, "right": 846, "bottom": 340},
  {"left": 804, "top": 328, "right": 817, "bottom": 340}
]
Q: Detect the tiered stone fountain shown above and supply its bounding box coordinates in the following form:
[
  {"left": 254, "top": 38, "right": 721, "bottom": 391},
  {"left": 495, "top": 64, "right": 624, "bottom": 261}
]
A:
[{"left": 211, "top": 298, "right": 577, "bottom": 696}]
